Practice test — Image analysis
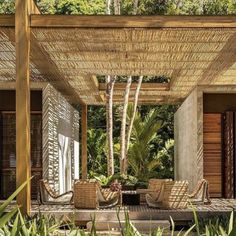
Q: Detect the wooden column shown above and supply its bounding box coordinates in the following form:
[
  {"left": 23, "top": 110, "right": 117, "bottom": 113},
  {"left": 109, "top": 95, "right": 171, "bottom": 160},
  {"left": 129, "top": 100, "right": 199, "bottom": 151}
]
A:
[
  {"left": 81, "top": 105, "right": 88, "bottom": 179},
  {"left": 15, "top": 0, "right": 31, "bottom": 214}
]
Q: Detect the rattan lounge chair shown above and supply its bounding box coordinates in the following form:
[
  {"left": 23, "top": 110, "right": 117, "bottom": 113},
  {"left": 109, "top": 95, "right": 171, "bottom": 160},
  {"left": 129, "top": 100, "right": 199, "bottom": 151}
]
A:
[
  {"left": 188, "top": 179, "right": 211, "bottom": 205},
  {"left": 136, "top": 179, "right": 172, "bottom": 203},
  {"left": 73, "top": 179, "right": 120, "bottom": 209},
  {"left": 38, "top": 179, "right": 73, "bottom": 205},
  {"left": 146, "top": 180, "right": 189, "bottom": 209}
]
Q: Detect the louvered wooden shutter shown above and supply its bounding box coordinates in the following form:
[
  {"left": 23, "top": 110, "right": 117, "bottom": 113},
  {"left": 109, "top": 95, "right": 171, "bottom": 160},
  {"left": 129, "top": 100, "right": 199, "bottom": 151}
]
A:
[{"left": 203, "top": 113, "right": 223, "bottom": 197}]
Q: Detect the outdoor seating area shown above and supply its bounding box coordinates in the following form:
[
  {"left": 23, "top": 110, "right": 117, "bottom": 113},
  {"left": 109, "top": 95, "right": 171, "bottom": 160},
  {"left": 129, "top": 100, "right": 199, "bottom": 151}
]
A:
[{"left": 38, "top": 178, "right": 210, "bottom": 211}]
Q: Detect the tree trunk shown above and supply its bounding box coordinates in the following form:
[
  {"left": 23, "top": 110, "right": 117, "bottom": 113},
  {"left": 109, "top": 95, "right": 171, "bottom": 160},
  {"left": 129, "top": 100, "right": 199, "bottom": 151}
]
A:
[
  {"left": 106, "top": 75, "right": 116, "bottom": 176},
  {"left": 114, "top": 0, "right": 121, "bottom": 15},
  {"left": 106, "top": 0, "right": 111, "bottom": 14},
  {"left": 120, "top": 0, "right": 141, "bottom": 173},
  {"left": 133, "top": 0, "right": 139, "bottom": 14},
  {"left": 125, "top": 76, "right": 143, "bottom": 160},
  {"left": 120, "top": 76, "right": 132, "bottom": 174},
  {"left": 105, "top": 0, "right": 115, "bottom": 176}
]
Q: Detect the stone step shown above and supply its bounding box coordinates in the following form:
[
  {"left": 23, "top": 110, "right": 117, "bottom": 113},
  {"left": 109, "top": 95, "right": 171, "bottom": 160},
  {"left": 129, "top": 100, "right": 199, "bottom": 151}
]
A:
[{"left": 87, "top": 220, "right": 170, "bottom": 233}]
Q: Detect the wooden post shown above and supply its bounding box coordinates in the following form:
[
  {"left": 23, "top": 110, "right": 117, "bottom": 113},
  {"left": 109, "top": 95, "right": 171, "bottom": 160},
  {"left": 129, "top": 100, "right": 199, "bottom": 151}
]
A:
[
  {"left": 15, "top": 0, "right": 31, "bottom": 214},
  {"left": 81, "top": 105, "right": 88, "bottom": 179}
]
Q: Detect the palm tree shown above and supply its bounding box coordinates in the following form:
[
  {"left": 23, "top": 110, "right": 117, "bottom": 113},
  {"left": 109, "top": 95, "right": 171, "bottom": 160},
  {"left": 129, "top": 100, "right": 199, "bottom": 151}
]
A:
[
  {"left": 87, "top": 129, "right": 107, "bottom": 175},
  {"left": 127, "top": 108, "right": 163, "bottom": 181}
]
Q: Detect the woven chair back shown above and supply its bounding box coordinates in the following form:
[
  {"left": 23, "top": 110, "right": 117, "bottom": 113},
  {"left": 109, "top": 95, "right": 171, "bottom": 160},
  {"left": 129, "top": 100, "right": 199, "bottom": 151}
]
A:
[
  {"left": 74, "top": 179, "right": 99, "bottom": 209},
  {"left": 148, "top": 179, "right": 172, "bottom": 191},
  {"left": 162, "top": 180, "right": 189, "bottom": 209}
]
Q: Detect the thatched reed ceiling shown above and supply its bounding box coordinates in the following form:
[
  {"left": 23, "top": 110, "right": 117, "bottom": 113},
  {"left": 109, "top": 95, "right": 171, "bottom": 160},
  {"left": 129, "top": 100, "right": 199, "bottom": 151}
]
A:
[{"left": 0, "top": 15, "right": 236, "bottom": 105}]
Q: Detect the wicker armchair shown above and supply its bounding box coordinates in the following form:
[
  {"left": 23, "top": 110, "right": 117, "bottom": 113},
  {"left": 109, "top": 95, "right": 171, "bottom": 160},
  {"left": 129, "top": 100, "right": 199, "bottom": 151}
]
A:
[
  {"left": 188, "top": 179, "right": 211, "bottom": 205},
  {"left": 146, "top": 180, "right": 189, "bottom": 209},
  {"left": 73, "top": 179, "right": 120, "bottom": 209},
  {"left": 38, "top": 179, "right": 73, "bottom": 205},
  {"left": 137, "top": 179, "right": 172, "bottom": 203}
]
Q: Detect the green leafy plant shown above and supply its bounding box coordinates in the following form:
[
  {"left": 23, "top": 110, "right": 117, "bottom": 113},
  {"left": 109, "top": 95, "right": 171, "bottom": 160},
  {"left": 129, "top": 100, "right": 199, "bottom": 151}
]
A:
[
  {"left": 127, "top": 108, "right": 163, "bottom": 181},
  {"left": 87, "top": 128, "right": 107, "bottom": 175},
  {"left": 110, "top": 173, "right": 138, "bottom": 187},
  {"left": 93, "top": 174, "right": 113, "bottom": 186},
  {"left": 0, "top": 178, "right": 31, "bottom": 229}
]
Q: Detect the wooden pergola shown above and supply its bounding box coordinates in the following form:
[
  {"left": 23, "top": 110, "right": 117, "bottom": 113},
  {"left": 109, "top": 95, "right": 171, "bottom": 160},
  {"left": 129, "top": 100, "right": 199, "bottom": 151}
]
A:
[{"left": 1, "top": 0, "right": 236, "bottom": 214}]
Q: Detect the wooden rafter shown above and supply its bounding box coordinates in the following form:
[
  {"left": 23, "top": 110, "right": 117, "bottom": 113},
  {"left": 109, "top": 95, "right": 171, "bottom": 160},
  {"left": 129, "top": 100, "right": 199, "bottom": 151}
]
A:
[
  {"left": 0, "top": 15, "right": 15, "bottom": 27},
  {"left": 0, "top": 81, "right": 48, "bottom": 89},
  {"left": 99, "top": 82, "right": 170, "bottom": 91},
  {"left": 30, "top": 15, "right": 236, "bottom": 28},
  {"left": 90, "top": 75, "right": 104, "bottom": 102}
]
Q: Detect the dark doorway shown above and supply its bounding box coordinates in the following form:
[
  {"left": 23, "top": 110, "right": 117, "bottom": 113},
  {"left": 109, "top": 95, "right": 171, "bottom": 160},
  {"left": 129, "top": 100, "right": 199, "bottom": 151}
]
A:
[{"left": 0, "top": 90, "right": 42, "bottom": 199}]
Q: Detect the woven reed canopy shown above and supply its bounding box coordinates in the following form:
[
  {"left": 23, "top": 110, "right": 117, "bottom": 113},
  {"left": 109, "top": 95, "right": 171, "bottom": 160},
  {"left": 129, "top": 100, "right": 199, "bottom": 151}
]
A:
[{"left": 1, "top": 15, "right": 236, "bottom": 105}]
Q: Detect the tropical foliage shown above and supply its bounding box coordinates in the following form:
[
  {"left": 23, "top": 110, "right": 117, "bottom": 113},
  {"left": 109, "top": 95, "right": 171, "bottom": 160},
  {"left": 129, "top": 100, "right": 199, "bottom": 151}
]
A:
[
  {"left": 127, "top": 107, "right": 162, "bottom": 180},
  {"left": 88, "top": 105, "right": 176, "bottom": 182},
  {"left": 87, "top": 128, "right": 107, "bottom": 175}
]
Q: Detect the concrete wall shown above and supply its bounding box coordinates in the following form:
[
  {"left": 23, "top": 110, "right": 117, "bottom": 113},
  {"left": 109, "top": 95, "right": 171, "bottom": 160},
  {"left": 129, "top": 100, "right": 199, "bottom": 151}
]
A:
[
  {"left": 175, "top": 85, "right": 236, "bottom": 192},
  {"left": 174, "top": 88, "right": 201, "bottom": 191}
]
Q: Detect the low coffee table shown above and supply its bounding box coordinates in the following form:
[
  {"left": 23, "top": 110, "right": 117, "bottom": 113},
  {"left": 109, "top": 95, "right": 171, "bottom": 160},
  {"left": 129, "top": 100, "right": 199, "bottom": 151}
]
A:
[{"left": 121, "top": 190, "right": 140, "bottom": 205}]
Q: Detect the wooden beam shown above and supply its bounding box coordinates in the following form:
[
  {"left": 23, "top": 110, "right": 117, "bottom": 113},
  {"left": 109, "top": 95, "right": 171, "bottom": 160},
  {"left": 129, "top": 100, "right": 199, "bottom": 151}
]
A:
[
  {"left": 15, "top": 0, "right": 31, "bottom": 215},
  {"left": 111, "top": 97, "right": 183, "bottom": 104},
  {"left": 81, "top": 104, "right": 87, "bottom": 180},
  {"left": 113, "top": 94, "right": 166, "bottom": 98},
  {"left": 0, "top": 81, "right": 48, "bottom": 90},
  {"left": 0, "top": 15, "right": 15, "bottom": 26},
  {"left": 99, "top": 82, "right": 170, "bottom": 91},
  {"left": 30, "top": 15, "right": 236, "bottom": 28},
  {"left": 113, "top": 99, "right": 165, "bottom": 104},
  {"left": 90, "top": 75, "right": 104, "bottom": 102}
]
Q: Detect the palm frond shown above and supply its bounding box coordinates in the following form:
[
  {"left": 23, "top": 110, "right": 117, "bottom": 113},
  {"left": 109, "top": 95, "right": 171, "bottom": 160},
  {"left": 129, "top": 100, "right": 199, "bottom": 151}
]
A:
[{"left": 127, "top": 106, "right": 163, "bottom": 179}]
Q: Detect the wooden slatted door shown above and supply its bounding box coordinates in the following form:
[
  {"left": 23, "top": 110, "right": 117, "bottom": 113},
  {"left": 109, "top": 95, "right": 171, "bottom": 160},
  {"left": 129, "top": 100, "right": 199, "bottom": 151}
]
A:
[
  {"left": 203, "top": 113, "right": 223, "bottom": 197},
  {"left": 223, "top": 112, "right": 235, "bottom": 198}
]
